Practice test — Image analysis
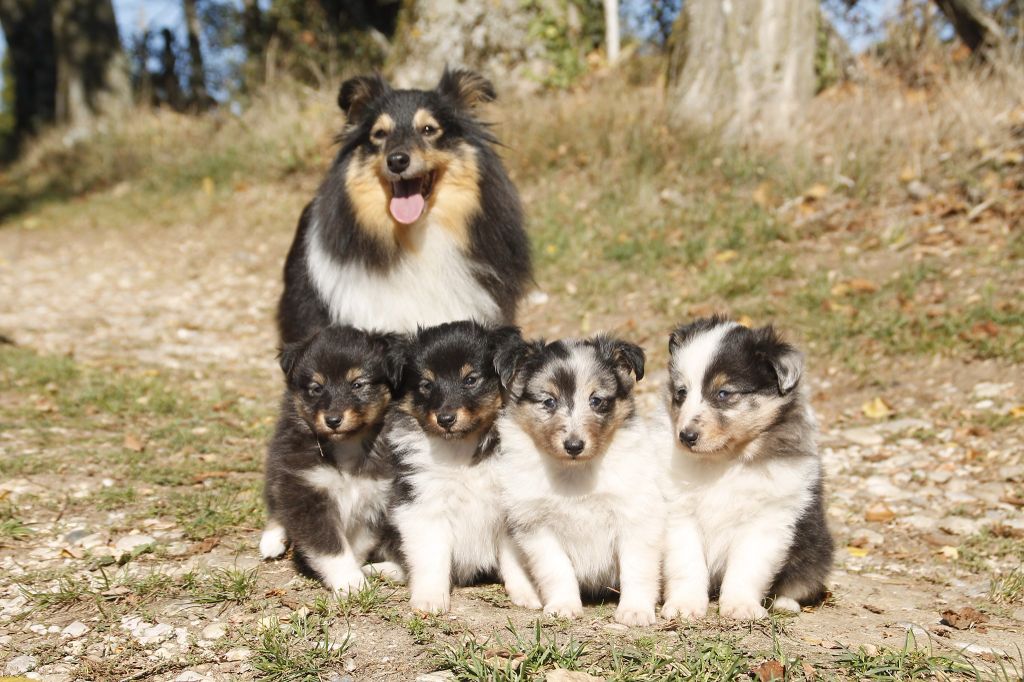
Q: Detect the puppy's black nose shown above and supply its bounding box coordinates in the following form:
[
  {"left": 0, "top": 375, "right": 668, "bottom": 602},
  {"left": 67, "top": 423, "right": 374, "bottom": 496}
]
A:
[
  {"left": 325, "top": 415, "right": 343, "bottom": 429},
  {"left": 387, "top": 152, "right": 410, "bottom": 173},
  {"left": 563, "top": 438, "right": 585, "bottom": 457},
  {"left": 680, "top": 430, "right": 699, "bottom": 446},
  {"left": 437, "top": 413, "right": 457, "bottom": 429}
]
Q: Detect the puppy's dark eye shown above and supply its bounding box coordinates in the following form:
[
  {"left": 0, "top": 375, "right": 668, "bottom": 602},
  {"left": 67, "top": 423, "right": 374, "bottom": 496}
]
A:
[
  {"left": 589, "top": 395, "right": 608, "bottom": 412},
  {"left": 351, "top": 380, "right": 365, "bottom": 390},
  {"left": 463, "top": 374, "right": 479, "bottom": 387},
  {"left": 542, "top": 397, "right": 556, "bottom": 410},
  {"left": 372, "top": 128, "right": 388, "bottom": 141},
  {"left": 674, "top": 387, "right": 687, "bottom": 403},
  {"left": 419, "top": 380, "right": 433, "bottom": 393},
  {"left": 717, "top": 389, "right": 733, "bottom": 401},
  {"left": 308, "top": 383, "right": 323, "bottom": 397},
  {"left": 422, "top": 124, "right": 438, "bottom": 136}
]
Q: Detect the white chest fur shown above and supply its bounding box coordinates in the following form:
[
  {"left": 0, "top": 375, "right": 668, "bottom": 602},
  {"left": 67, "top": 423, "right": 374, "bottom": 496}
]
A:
[
  {"left": 306, "top": 218, "right": 501, "bottom": 332},
  {"left": 393, "top": 431, "right": 505, "bottom": 579},
  {"left": 299, "top": 464, "right": 391, "bottom": 534}
]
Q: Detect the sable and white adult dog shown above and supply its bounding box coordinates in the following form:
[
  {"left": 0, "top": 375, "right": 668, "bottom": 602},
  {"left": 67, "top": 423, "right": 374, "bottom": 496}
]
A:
[
  {"left": 493, "top": 335, "right": 663, "bottom": 626},
  {"left": 381, "top": 321, "right": 540, "bottom": 613},
  {"left": 660, "top": 317, "right": 833, "bottom": 621}
]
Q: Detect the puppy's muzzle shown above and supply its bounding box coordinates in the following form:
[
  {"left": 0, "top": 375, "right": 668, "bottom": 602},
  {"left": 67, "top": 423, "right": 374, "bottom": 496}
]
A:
[
  {"left": 679, "top": 429, "right": 700, "bottom": 447},
  {"left": 563, "top": 437, "right": 585, "bottom": 458}
]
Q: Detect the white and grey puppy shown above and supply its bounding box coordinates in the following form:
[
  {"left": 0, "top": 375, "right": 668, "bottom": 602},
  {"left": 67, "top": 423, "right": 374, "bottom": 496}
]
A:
[
  {"left": 382, "top": 321, "right": 540, "bottom": 613},
  {"left": 661, "top": 317, "right": 832, "bottom": 621},
  {"left": 494, "top": 335, "right": 663, "bottom": 626}
]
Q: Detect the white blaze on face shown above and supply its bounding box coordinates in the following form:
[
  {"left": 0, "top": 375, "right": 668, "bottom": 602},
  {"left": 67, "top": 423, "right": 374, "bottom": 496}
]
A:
[{"left": 671, "top": 322, "right": 736, "bottom": 432}]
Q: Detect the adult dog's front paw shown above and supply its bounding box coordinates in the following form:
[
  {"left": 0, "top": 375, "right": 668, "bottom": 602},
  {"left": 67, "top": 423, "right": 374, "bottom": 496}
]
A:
[
  {"left": 718, "top": 597, "right": 768, "bottom": 621},
  {"left": 410, "top": 592, "right": 451, "bottom": 614},
  {"left": 543, "top": 597, "right": 583, "bottom": 619},
  {"left": 614, "top": 604, "right": 656, "bottom": 627},
  {"left": 661, "top": 594, "right": 709, "bottom": 621}
]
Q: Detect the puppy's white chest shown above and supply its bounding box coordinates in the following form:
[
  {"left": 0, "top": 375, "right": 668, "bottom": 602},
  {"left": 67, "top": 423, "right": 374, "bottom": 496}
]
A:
[
  {"left": 306, "top": 219, "right": 500, "bottom": 331},
  {"left": 300, "top": 465, "right": 388, "bottom": 530}
]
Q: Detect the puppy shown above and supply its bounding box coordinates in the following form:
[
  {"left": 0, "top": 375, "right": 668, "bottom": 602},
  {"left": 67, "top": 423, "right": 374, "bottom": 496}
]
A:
[
  {"left": 660, "top": 317, "right": 833, "bottom": 621},
  {"left": 277, "top": 68, "right": 532, "bottom": 343},
  {"left": 493, "top": 335, "right": 663, "bottom": 626},
  {"left": 261, "top": 325, "right": 404, "bottom": 594},
  {"left": 382, "top": 321, "right": 540, "bottom": 613}
]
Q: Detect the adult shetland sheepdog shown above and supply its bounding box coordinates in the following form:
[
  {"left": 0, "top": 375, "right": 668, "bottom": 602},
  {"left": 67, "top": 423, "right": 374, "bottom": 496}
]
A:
[{"left": 277, "top": 68, "right": 532, "bottom": 343}]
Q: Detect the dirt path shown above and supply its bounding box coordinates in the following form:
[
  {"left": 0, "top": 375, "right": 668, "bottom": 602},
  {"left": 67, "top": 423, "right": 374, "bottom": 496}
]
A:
[{"left": 1, "top": 177, "right": 1023, "bottom": 681}]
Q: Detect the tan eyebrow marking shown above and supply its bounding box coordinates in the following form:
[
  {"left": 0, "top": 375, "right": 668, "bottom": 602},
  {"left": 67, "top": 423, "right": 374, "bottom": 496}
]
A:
[
  {"left": 413, "top": 108, "right": 441, "bottom": 132},
  {"left": 345, "top": 368, "right": 364, "bottom": 382},
  {"left": 370, "top": 113, "right": 395, "bottom": 142}
]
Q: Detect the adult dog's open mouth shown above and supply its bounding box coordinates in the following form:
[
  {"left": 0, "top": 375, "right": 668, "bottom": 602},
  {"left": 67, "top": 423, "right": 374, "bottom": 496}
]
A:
[{"left": 389, "top": 173, "right": 435, "bottom": 225}]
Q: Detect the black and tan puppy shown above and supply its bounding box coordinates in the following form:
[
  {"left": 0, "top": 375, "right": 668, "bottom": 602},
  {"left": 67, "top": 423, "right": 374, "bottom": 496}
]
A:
[
  {"left": 277, "top": 68, "right": 532, "bottom": 343},
  {"left": 381, "top": 321, "right": 540, "bottom": 613},
  {"left": 261, "top": 325, "right": 404, "bottom": 594}
]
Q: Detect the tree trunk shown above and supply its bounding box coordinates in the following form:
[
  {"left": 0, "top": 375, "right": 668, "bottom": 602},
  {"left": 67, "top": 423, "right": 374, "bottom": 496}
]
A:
[
  {"left": 932, "top": 0, "right": 1006, "bottom": 61},
  {"left": 241, "top": 0, "right": 264, "bottom": 74},
  {"left": 52, "top": 0, "right": 132, "bottom": 129},
  {"left": 182, "top": 0, "right": 212, "bottom": 109},
  {"left": 0, "top": 0, "right": 57, "bottom": 144},
  {"left": 604, "top": 0, "right": 620, "bottom": 64},
  {"left": 667, "top": 0, "right": 817, "bottom": 142}
]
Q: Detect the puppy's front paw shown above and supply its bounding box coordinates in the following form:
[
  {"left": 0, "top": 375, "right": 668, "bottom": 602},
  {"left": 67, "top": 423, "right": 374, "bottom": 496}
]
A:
[
  {"left": 615, "top": 604, "right": 656, "bottom": 627},
  {"left": 324, "top": 570, "right": 367, "bottom": 597},
  {"left": 543, "top": 597, "right": 583, "bottom": 619},
  {"left": 506, "top": 585, "right": 542, "bottom": 610},
  {"left": 410, "top": 592, "right": 451, "bottom": 614},
  {"left": 661, "top": 595, "right": 709, "bottom": 621},
  {"left": 771, "top": 596, "right": 801, "bottom": 614},
  {"left": 718, "top": 598, "right": 768, "bottom": 621},
  {"left": 259, "top": 527, "right": 287, "bottom": 560}
]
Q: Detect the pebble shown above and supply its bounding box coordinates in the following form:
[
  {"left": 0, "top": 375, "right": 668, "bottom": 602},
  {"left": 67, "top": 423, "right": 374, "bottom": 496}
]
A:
[
  {"left": 63, "top": 529, "right": 91, "bottom": 544},
  {"left": 224, "top": 648, "right": 252, "bottom": 662},
  {"left": 201, "top": 622, "right": 226, "bottom": 640},
  {"left": 5, "top": 655, "right": 38, "bottom": 675},
  {"left": 546, "top": 671, "right": 606, "bottom": 682},
  {"left": 973, "top": 382, "right": 1012, "bottom": 399},
  {"left": 929, "top": 470, "right": 953, "bottom": 484},
  {"left": 939, "top": 517, "right": 980, "bottom": 536},
  {"left": 61, "top": 621, "right": 89, "bottom": 638},
  {"left": 841, "top": 427, "right": 883, "bottom": 446},
  {"left": 906, "top": 180, "right": 934, "bottom": 200},
  {"left": 175, "top": 672, "right": 209, "bottom": 682},
  {"left": 603, "top": 623, "right": 628, "bottom": 633},
  {"left": 903, "top": 515, "right": 939, "bottom": 531},
  {"left": 415, "top": 674, "right": 456, "bottom": 682},
  {"left": 850, "top": 528, "right": 885, "bottom": 546},
  {"left": 115, "top": 534, "right": 156, "bottom": 553},
  {"left": 138, "top": 622, "right": 174, "bottom": 645},
  {"left": 874, "top": 418, "right": 932, "bottom": 434}
]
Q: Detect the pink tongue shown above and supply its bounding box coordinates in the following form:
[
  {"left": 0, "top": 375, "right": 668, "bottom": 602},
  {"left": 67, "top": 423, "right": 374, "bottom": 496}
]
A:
[{"left": 390, "top": 194, "right": 425, "bottom": 224}]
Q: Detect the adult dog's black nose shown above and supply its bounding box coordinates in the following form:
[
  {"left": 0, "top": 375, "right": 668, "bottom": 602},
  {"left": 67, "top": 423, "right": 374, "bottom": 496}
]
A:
[
  {"left": 563, "top": 438, "right": 585, "bottom": 457},
  {"left": 325, "top": 415, "right": 343, "bottom": 429},
  {"left": 387, "top": 152, "right": 410, "bottom": 173},
  {"left": 680, "top": 430, "right": 699, "bottom": 446},
  {"left": 437, "top": 413, "right": 457, "bottom": 429}
]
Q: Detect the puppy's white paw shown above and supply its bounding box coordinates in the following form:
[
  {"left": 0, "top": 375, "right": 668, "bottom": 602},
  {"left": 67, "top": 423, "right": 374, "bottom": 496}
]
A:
[
  {"left": 259, "top": 525, "right": 287, "bottom": 560},
  {"left": 615, "top": 604, "right": 656, "bottom": 627},
  {"left": 363, "top": 561, "right": 406, "bottom": 584},
  {"left": 410, "top": 592, "right": 451, "bottom": 614},
  {"left": 506, "top": 585, "right": 542, "bottom": 610},
  {"left": 718, "top": 598, "right": 768, "bottom": 621},
  {"left": 771, "top": 596, "right": 801, "bottom": 614},
  {"left": 661, "top": 595, "right": 709, "bottom": 621},
  {"left": 324, "top": 570, "right": 367, "bottom": 597},
  {"left": 543, "top": 598, "right": 584, "bottom": 619}
]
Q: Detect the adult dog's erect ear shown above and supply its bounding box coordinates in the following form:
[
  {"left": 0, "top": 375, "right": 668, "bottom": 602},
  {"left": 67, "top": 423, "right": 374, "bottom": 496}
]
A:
[
  {"left": 436, "top": 67, "right": 496, "bottom": 110},
  {"left": 338, "top": 74, "right": 389, "bottom": 121}
]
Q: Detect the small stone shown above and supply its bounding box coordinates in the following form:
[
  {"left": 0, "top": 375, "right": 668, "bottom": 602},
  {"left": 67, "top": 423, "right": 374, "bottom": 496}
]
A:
[
  {"left": 865, "top": 503, "right": 896, "bottom": 523},
  {"left": 175, "top": 672, "right": 208, "bottom": 682},
  {"left": 939, "top": 517, "right": 979, "bottom": 536},
  {"left": 546, "top": 671, "right": 606, "bottom": 682},
  {"left": 61, "top": 621, "right": 89, "bottom": 638},
  {"left": 415, "top": 674, "right": 456, "bottom": 682},
  {"left": 138, "top": 622, "right": 174, "bottom": 645},
  {"left": 5, "top": 655, "right": 38, "bottom": 675},
  {"left": 115, "top": 534, "right": 156, "bottom": 554},
  {"left": 842, "top": 428, "right": 884, "bottom": 446},
  {"left": 906, "top": 180, "right": 934, "bottom": 200},
  {"left": 929, "top": 470, "right": 953, "bottom": 484},
  {"left": 63, "top": 529, "right": 91, "bottom": 544},
  {"left": 201, "top": 622, "right": 226, "bottom": 641},
  {"left": 224, "top": 648, "right": 252, "bottom": 662},
  {"left": 903, "top": 515, "right": 939, "bottom": 531},
  {"left": 78, "top": 533, "right": 107, "bottom": 549},
  {"left": 850, "top": 528, "right": 884, "bottom": 547},
  {"left": 603, "top": 622, "right": 628, "bottom": 633},
  {"left": 973, "top": 382, "right": 1013, "bottom": 399}
]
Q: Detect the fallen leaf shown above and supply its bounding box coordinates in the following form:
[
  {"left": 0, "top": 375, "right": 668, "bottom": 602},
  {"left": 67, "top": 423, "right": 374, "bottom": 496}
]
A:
[
  {"left": 736, "top": 315, "right": 754, "bottom": 328},
  {"left": 752, "top": 181, "right": 776, "bottom": 208},
  {"left": 846, "top": 546, "right": 869, "bottom": 557},
  {"left": 863, "top": 604, "right": 885, "bottom": 614},
  {"left": 1009, "top": 405, "right": 1024, "bottom": 418},
  {"left": 752, "top": 660, "right": 786, "bottom": 682},
  {"left": 201, "top": 176, "right": 215, "bottom": 196},
  {"left": 864, "top": 503, "right": 895, "bottom": 523},
  {"left": 714, "top": 250, "right": 739, "bottom": 264},
  {"left": 123, "top": 434, "right": 145, "bottom": 452},
  {"left": 190, "top": 537, "right": 220, "bottom": 555},
  {"left": 862, "top": 397, "right": 893, "bottom": 420},
  {"left": 804, "top": 183, "right": 829, "bottom": 200},
  {"left": 940, "top": 606, "right": 988, "bottom": 630},
  {"left": 191, "top": 471, "right": 231, "bottom": 484},
  {"left": 801, "top": 660, "right": 817, "bottom": 681},
  {"left": 940, "top": 545, "right": 960, "bottom": 559},
  {"left": 847, "top": 278, "right": 879, "bottom": 293},
  {"left": 899, "top": 166, "right": 917, "bottom": 183}
]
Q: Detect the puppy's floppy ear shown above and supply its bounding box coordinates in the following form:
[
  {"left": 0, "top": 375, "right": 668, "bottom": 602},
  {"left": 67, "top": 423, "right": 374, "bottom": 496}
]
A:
[
  {"left": 436, "top": 67, "right": 496, "bottom": 109},
  {"left": 610, "top": 338, "right": 646, "bottom": 383},
  {"left": 338, "top": 74, "right": 389, "bottom": 121},
  {"left": 493, "top": 337, "right": 536, "bottom": 392},
  {"left": 278, "top": 339, "right": 308, "bottom": 378},
  {"left": 754, "top": 325, "right": 803, "bottom": 394},
  {"left": 487, "top": 325, "right": 523, "bottom": 356},
  {"left": 372, "top": 331, "right": 409, "bottom": 393}
]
